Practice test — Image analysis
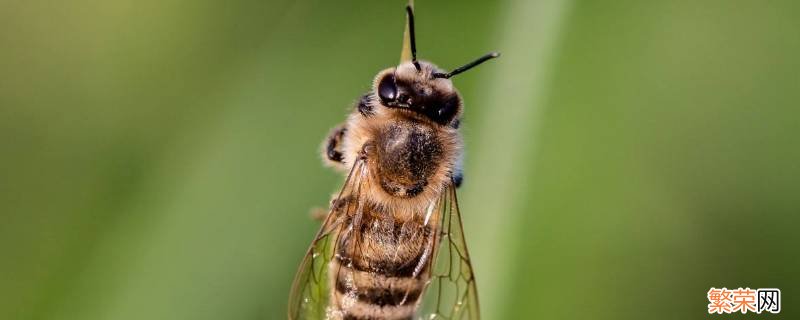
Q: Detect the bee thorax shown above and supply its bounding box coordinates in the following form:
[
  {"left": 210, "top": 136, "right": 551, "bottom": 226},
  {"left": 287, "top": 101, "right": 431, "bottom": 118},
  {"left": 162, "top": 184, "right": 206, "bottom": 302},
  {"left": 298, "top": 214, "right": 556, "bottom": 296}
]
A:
[{"left": 374, "top": 122, "right": 444, "bottom": 198}]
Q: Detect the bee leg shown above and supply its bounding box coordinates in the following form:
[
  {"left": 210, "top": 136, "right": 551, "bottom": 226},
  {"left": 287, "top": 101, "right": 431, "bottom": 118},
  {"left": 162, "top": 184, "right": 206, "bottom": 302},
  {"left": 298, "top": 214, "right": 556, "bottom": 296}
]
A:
[
  {"left": 310, "top": 194, "right": 354, "bottom": 222},
  {"left": 451, "top": 158, "right": 464, "bottom": 188},
  {"left": 322, "top": 124, "right": 347, "bottom": 168},
  {"left": 453, "top": 170, "right": 464, "bottom": 188},
  {"left": 309, "top": 207, "right": 328, "bottom": 221},
  {"left": 356, "top": 93, "right": 375, "bottom": 117}
]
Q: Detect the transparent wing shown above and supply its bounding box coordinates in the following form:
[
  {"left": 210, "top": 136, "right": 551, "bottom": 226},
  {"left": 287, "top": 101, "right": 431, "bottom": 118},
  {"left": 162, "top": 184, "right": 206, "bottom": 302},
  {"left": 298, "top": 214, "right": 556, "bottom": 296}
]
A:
[
  {"left": 418, "top": 183, "right": 480, "bottom": 320},
  {"left": 288, "top": 165, "right": 479, "bottom": 320},
  {"left": 288, "top": 159, "right": 368, "bottom": 320}
]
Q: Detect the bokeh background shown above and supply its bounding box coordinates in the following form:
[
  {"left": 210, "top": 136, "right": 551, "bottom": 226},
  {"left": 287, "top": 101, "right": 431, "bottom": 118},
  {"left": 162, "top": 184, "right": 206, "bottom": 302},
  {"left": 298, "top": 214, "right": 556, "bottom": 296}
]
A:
[{"left": 2, "top": 0, "right": 798, "bottom": 319}]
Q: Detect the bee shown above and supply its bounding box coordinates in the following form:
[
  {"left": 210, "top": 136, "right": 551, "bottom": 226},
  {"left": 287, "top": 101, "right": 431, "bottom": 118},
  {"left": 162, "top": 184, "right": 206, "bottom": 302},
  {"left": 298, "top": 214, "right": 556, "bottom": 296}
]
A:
[{"left": 289, "top": 3, "right": 498, "bottom": 319}]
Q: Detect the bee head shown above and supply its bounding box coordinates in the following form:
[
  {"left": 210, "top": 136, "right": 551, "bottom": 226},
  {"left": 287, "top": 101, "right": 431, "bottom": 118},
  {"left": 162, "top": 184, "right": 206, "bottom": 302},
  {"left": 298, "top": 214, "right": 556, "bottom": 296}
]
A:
[
  {"left": 374, "top": 62, "right": 462, "bottom": 126},
  {"left": 372, "top": 5, "right": 499, "bottom": 126}
]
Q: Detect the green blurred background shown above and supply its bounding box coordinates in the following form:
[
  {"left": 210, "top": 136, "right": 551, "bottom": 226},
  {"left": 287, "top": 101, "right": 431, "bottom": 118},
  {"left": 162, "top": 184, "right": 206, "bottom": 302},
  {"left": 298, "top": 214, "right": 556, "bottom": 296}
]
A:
[{"left": 1, "top": 0, "right": 798, "bottom": 319}]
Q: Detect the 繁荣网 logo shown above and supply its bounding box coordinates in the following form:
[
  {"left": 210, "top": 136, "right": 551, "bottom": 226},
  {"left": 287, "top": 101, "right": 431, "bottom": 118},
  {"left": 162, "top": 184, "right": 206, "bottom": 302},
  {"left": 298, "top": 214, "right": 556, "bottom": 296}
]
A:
[{"left": 708, "top": 287, "right": 780, "bottom": 314}]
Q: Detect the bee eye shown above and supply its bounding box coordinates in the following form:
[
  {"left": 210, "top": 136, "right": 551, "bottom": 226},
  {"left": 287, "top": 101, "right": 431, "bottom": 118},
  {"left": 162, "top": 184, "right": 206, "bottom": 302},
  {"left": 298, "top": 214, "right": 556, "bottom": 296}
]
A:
[
  {"left": 430, "top": 95, "right": 460, "bottom": 125},
  {"left": 378, "top": 74, "right": 397, "bottom": 103}
]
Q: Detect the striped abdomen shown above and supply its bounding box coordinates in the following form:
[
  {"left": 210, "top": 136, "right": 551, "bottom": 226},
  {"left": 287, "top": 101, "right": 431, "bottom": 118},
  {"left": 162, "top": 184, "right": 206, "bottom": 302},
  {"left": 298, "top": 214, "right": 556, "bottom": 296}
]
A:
[{"left": 328, "top": 202, "right": 436, "bottom": 320}]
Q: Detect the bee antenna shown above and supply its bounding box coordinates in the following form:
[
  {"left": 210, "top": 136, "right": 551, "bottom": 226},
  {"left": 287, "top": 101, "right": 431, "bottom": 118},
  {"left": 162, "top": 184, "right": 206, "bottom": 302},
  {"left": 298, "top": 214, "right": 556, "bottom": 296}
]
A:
[
  {"left": 406, "top": 5, "right": 421, "bottom": 71},
  {"left": 432, "top": 52, "right": 500, "bottom": 79}
]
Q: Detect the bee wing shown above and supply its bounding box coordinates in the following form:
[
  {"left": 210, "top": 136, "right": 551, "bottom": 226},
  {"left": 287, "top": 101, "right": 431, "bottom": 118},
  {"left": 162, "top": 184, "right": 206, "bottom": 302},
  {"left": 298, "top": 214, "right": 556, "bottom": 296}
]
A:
[
  {"left": 418, "top": 183, "right": 480, "bottom": 319},
  {"left": 288, "top": 159, "right": 368, "bottom": 320}
]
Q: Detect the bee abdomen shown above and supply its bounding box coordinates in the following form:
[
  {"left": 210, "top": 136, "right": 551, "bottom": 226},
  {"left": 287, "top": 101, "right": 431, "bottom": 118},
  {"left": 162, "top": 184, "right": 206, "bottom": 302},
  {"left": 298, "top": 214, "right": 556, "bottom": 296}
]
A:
[
  {"left": 333, "top": 260, "right": 425, "bottom": 304},
  {"left": 329, "top": 210, "right": 433, "bottom": 319},
  {"left": 343, "top": 314, "right": 412, "bottom": 320},
  {"left": 331, "top": 259, "right": 424, "bottom": 319},
  {"left": 337, "top": 284, "right": 422, "bottom": 308},
  {"left": 335, "top": 246, "right": 428, "bottom": 278},
  {"left": 335, "top": 218, "right": 433, "bottom": 278}
]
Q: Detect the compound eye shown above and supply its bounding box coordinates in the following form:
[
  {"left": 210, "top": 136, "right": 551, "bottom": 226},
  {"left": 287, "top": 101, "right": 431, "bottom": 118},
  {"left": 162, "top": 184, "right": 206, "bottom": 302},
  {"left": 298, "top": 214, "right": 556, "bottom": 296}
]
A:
[
  {"left": 378, "top": 74, "right": 397, "bottom": 103},
  {"left": 431, "top": 95, "right": 460, "bottom": 125}
]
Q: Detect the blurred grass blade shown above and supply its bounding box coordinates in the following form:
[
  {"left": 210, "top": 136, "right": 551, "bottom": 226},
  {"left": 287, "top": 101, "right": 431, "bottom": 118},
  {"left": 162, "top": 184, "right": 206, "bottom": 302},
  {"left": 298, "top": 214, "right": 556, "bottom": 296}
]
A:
[{"left": 461, "top": 0, "right": 572, "bottom": 318}]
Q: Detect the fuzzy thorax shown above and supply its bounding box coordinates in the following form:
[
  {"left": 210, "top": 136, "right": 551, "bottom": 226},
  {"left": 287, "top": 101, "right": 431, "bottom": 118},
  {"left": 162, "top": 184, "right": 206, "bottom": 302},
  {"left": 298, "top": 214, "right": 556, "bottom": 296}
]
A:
[{"left": 342, "top": 108, "right": 461, "bottom": 215}]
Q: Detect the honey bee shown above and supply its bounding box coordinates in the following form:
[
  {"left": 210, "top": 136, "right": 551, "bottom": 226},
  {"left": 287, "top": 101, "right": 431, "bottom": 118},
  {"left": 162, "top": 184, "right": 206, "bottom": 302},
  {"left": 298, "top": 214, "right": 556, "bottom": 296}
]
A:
[{"left": 289, "top": 3, "right": 498, "bottom": 319}]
